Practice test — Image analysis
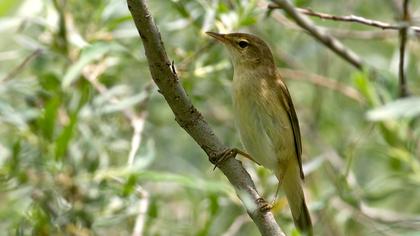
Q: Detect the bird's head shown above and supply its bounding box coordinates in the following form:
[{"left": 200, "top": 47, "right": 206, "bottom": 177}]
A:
[{"left": 206, "top": 32, "right": 275, "bottom": 69}]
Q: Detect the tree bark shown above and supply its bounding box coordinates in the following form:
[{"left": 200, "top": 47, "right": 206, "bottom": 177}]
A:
[{"left": 126, "top": 0, "right": 285, "bottom": 235}]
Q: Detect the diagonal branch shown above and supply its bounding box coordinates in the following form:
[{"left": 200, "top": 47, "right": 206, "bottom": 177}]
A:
[
  {"left": 126, "top": 0, "right": 284, "bottom": 235},
  {"left": 270, "top": 0, "right": 364, "bottom": 70},
  {"left": 267, "top": 5, "right": 420, "bottom": 35},
  {"left": 1, "top": 49, "right": 42, "bottom": 82}
]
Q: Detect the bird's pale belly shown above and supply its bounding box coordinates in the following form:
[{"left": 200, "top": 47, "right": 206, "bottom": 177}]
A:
[{"left": 232, "top": 88, "right": 295, "bottom": 173}]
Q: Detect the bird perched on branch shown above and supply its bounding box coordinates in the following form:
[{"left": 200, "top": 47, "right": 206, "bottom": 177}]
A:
[{"left": 207, "top": 32, "right": 312, "bottom": 235}]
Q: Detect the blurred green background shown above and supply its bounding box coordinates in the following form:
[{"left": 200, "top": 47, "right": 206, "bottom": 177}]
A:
[{"left": 1, "top": 0, "right": 419, "bottom": 235}]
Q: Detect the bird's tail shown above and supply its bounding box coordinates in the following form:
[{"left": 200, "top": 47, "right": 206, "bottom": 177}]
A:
[{"left": 281, "top": 159, "right": 313, "bottom": 235}]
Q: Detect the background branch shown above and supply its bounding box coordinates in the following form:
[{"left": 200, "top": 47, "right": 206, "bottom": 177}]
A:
[
  {"left": 1, "top": 49, "right": 42, "bottom": 82},
  {"left": 268, "top": 5, "right": 420, "bottom": 35},
  {"left": 398, "top": 0, "right": 410, "bottom": 97},
  {"left": 126, "top": 0, "right": 284, "bottom": 235},
  {"left": 270, "top": 0, "right": 364, "bottom": 70},
  {"left": 269, "top": 11, "right": 399, "bottom": 40},
  {"left": 278, "top": 68, "right": 365, "bottom": 103}
]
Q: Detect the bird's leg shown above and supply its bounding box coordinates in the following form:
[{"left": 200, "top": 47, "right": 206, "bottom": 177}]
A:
[
  {"left": 256, "top": 197, "right": 273, "bottom": 212},
  {"left": 234, "top": 148, "right": 261, "bottom": 165},
  {"left": 213, "top": 148, "right": 260, "bottom": 170},
  {"left": 271, "top": 182, "right": 281, "bottom": 205}
]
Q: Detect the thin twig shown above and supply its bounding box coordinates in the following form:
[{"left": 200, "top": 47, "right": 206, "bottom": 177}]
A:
[
  {"left": 270, "top": 11, "right": 398, "bottom": 40},
  {"left": 270, "top": 0, "right": 364, "bottom": 70},
  {"left": 111, "top": 177, "right": 150, "bottom": 236},
  {"left": 1, "top": 49, "right": 42, "bottom": 82},
  {"left": 398, "top": 0, "right": 410, "bottom": 97},
  {"left": 127, "top": 0, "right": 285, "bottom": 235},
  {"left": 278, "top": 68, "right": 365, "bottom": 103},
  {"left": 132, "top": 186, "right": 149, "bottom": 236},
  {"left": 268, "top": 4, "right": 420, "bottom": 35}
]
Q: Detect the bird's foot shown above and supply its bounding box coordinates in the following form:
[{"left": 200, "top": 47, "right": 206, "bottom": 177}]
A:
[
  {"left": 256, "top": 197, "right": 273, "bottom": 212},
  {"left": 213, "top": 148, "right": 259, "bottom": 170}
]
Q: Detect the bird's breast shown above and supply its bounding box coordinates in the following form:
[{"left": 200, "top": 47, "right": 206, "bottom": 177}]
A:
[{"left": 232, "top": 71, "right": 294, "bottom": 170}]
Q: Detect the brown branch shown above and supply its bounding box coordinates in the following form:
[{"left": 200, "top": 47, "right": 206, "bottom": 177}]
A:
[
  {"left": 278, "top": 68, "right": 365, "bottom": 104},
  {"left": 268, "top": 5, "right": 420, "bottom": 35},
  {"left": 1, "top": 49, "right": 42, "bottom": 82},
  {"left": 398, "top": 0, "right": 410, "bottom": 97},
  {"left": 126, "top": 0, "right": 285, "bottom": 235},
  {"left": 270, "top": 12, "right": 398, "bottom": 40},
  {"left": 270, "top": 0, "right": 364, "bottom": 70}
]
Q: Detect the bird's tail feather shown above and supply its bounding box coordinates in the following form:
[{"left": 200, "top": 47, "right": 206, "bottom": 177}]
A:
[{"left": 281, "top": 160, "right": 313, "bottom": 235}]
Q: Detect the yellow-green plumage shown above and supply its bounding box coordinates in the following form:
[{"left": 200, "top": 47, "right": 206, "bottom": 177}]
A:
[{"left": 207, "top": 32, "right": 312, "bottom": 235}]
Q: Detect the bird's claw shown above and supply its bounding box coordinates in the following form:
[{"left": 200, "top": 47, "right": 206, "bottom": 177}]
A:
[
  {"left": 213, "top": 148, "right": 260, "bottom": 171},
  {"left": 256, "top": 197, "right": 273, "bottom": 212},
  {"left": 213, "top": 148, "right": 237, "bottom": 171}
]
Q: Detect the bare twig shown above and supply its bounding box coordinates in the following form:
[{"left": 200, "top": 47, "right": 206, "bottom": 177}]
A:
[
  {"left": 270, "top": 11, "right": 398, "bottom": 40},
  {"left": 111, "top": 177, "right": 150, "bottom": 236},
  {"left": 398, "top": 0, "right": 410, "bottom": 97},
  {"left": 132, "top": 186, "right": 149, "bottom": 236},
  {"left": 270, "top": 0, "right": 364, "bottom": 70},
  {"left": 268, "top": 5, "right": 420, "bottom": 35},
  {"left": 278, "top": 68, "right": 365, "bottom": 103},
  {"left": 1, "top": 49, "right": 42, "bottom": 82},
  {"left": 126, "top": 0, "right": 285, "bottom": 235}
]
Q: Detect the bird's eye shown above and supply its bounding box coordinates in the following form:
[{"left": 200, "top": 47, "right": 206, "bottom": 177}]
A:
[{"left": 238, "top": 40, "right": 249, "bottom": 48}]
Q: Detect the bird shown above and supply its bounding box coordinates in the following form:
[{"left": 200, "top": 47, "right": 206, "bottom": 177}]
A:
[{"left": 206, "top": 31, "right": 313, "bottom": 235}]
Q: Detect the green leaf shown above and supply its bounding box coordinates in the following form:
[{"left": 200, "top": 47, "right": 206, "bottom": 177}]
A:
[
  {"left": 62, "top": 42, "right": 121, "bottom": 88},
  {"left": 55, "top": 111, "right": 78, "bottom": 160},
  {"left": 294, "top": 0, "right": 311, "bottom": 7},
  {"left": 9, "top": 139, "right": 21, "bottom": 174},
  {"left": 0, "top": 0, "right": 21, "bottom": 16},
  {"left": 99, "top": 92, "right": 149, "bottom": 114},
  {"left": 39, "top": 73, "right": 61, "bottom": 92},
  {"left": 39, "top": 97, "right": 61, "bottom": 141},
  {"left": 352, "top": 71, "right": 379, "bottom": 107},
  {"left": 239, "top": 16, "right": 256, "bottom": 26},
  {"left": 387, "top": 147, "right": 420, "bottom": 172},
  {"left": 170, "top": 2, "right": 190, "bottom": 18},
  {"left": 104, "top": 15, "right": 132, "bottom": 31},
  {"left": 122, "top": 174, "right": 138, "bottom": 197},
  {"left": 95, "top": 169, "right": 232, "bottom": 195},
  {"left": 367, "top": 97, "right": 420, "bottom": 121}
]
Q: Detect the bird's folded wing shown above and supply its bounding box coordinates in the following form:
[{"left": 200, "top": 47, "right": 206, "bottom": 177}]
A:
[{"left": 275, "top": 76, "right": 304, "bottom": 180}]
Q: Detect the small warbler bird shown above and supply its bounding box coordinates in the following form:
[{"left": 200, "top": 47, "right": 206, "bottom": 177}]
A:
[{"left": 207, "top": 32, "right": 312, "bottom": 234}]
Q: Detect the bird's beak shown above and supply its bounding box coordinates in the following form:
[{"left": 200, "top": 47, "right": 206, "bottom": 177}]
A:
[{"left": 206, "top": 32, "right": 228, "bottom": 44}]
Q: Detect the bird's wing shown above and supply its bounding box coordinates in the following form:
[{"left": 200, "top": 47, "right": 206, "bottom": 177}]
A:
[{"left": 275, "top": 77, "right": 304, "bottom": 179}]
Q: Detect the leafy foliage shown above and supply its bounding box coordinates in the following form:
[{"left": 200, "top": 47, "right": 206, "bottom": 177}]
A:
[{"left": 0, "top": 0, "right": 419, "bottom": 235}]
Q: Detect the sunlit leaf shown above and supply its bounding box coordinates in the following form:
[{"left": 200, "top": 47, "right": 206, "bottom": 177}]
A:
[
  {"left": 0, "top": 0, "right": 21, "bottom": 16},
  {"left": 367, "top": 97, "right": 420, "bottom": 121}
]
